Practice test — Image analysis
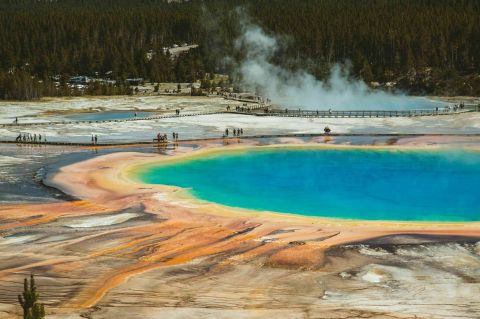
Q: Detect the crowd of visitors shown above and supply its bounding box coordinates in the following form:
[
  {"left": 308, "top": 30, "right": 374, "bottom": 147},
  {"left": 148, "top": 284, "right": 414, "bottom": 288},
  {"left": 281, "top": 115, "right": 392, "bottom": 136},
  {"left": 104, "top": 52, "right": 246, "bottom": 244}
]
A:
[
  {"left": 223, "top": 128, "right": 244, "bottom": 138},
  {"left": 155, "top": 132, "right": 179, "bottom": 143},
  {"left": 225, "top": 103, "right": 268, "bottom": 113},
  {"left": 156, "top": 133, "right": 168, "bottom": 143},
  {"left": 436, "top": 103, "right": 466, "bottom": 113},
  {"left": 15, "top": 133, "right": 47, "bottom": 143}
]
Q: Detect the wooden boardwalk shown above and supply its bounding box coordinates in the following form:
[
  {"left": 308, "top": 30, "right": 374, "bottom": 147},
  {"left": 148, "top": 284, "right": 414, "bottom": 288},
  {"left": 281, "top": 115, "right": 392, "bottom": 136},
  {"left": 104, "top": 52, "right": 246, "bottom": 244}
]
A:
[
  {"left": 2, "top": 133, "right": 480, "bottom": 147},
  {"left": 222, "top": 94, "right": 267, "bottom": 106},
  {"left": 254, "top": 108, "right": 476, "bottom": 118},
  {"left": 1, "top": 106, "right": 478, "bottom": 128},
  {"left": 0, "top": 111, "right": 222, "bottom": 127}
]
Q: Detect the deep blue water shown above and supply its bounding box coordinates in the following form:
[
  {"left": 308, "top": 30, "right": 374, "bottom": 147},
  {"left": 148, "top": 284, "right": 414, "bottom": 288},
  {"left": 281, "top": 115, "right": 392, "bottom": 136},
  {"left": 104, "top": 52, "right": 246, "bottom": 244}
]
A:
[
  {"left": 67, "top": 111, "right": 155, "bottom": 121},
  {"left": 138, "top": 148, "right": 480, "bottom": 221}
]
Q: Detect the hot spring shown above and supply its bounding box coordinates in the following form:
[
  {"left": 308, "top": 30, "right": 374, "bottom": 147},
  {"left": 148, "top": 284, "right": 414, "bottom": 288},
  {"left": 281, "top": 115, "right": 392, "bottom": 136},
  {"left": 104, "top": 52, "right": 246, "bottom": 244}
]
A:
[
  {"left": 66, "top": 110, "right": 156, "bottom": 121},
  {"left": 136, "top": 148, "right": 480, "bottom": 221}
]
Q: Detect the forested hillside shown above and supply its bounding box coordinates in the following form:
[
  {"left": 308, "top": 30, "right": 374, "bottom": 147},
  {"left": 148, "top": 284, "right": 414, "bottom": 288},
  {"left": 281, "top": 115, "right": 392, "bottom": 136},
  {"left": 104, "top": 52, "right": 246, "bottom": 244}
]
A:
[{"left": 0, "top": 0, "right": 479, "bottom": 99}]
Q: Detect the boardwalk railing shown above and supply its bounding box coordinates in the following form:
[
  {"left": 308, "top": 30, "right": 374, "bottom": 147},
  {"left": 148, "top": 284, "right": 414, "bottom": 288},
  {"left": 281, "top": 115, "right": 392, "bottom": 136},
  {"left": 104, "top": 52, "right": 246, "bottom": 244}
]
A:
[
  {"left": 0, "top": 110, "right": 223, "bottom": 127},
  {"left": 252, "top": 107, "right": 476, "bottom": 118},
  {"left": 2, "top": 132, "right": 480, "bottom": 147},
  {"left": 222, "top": 94, "right": 270, "bottom": 107},
  {"left": 2, "top": 105, "right": 478, "bottom": 128}
]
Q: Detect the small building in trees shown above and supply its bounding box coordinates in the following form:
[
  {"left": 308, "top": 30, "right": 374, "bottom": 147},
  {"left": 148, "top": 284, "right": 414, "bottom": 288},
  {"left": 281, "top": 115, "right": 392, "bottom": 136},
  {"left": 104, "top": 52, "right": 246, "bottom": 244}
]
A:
[
  {"left": 69, "top": 76, "right": 90, "bottom": 85},
  {"left": 126, "top": 78, "right": 144, "bottom": 86}
]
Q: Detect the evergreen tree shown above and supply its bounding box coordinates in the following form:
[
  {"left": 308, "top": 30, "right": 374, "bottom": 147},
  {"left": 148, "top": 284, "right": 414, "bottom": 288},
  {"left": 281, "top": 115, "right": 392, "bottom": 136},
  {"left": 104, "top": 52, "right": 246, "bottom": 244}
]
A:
[
  {"left": 18, "top": 275, "right": 45, "bottom": 319},
  {"left": 0, "top": 0, "right": 478, "bottom": 99}
]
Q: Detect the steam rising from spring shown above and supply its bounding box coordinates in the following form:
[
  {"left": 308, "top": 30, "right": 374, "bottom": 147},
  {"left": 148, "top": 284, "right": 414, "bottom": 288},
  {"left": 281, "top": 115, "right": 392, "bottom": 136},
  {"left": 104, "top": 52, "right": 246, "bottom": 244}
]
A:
[{"left": 235, "top": 20, "right": 434, "bottom": 110}]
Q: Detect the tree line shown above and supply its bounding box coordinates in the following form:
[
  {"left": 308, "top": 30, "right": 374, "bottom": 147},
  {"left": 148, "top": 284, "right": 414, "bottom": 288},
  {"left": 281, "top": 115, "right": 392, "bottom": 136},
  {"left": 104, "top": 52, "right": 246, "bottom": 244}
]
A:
[{"left": 0, "top": 0, "right": 479, "bottom": 99}]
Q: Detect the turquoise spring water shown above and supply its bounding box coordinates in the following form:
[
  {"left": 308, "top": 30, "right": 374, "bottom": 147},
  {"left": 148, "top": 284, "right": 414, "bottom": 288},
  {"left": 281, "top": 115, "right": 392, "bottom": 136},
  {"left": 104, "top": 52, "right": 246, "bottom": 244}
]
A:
[
  {"left": 138, "top": 148, "right": 480, "bottom": 221},
  {"left": 67, "top": 111, "right": 155, "bottom": 121}
]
